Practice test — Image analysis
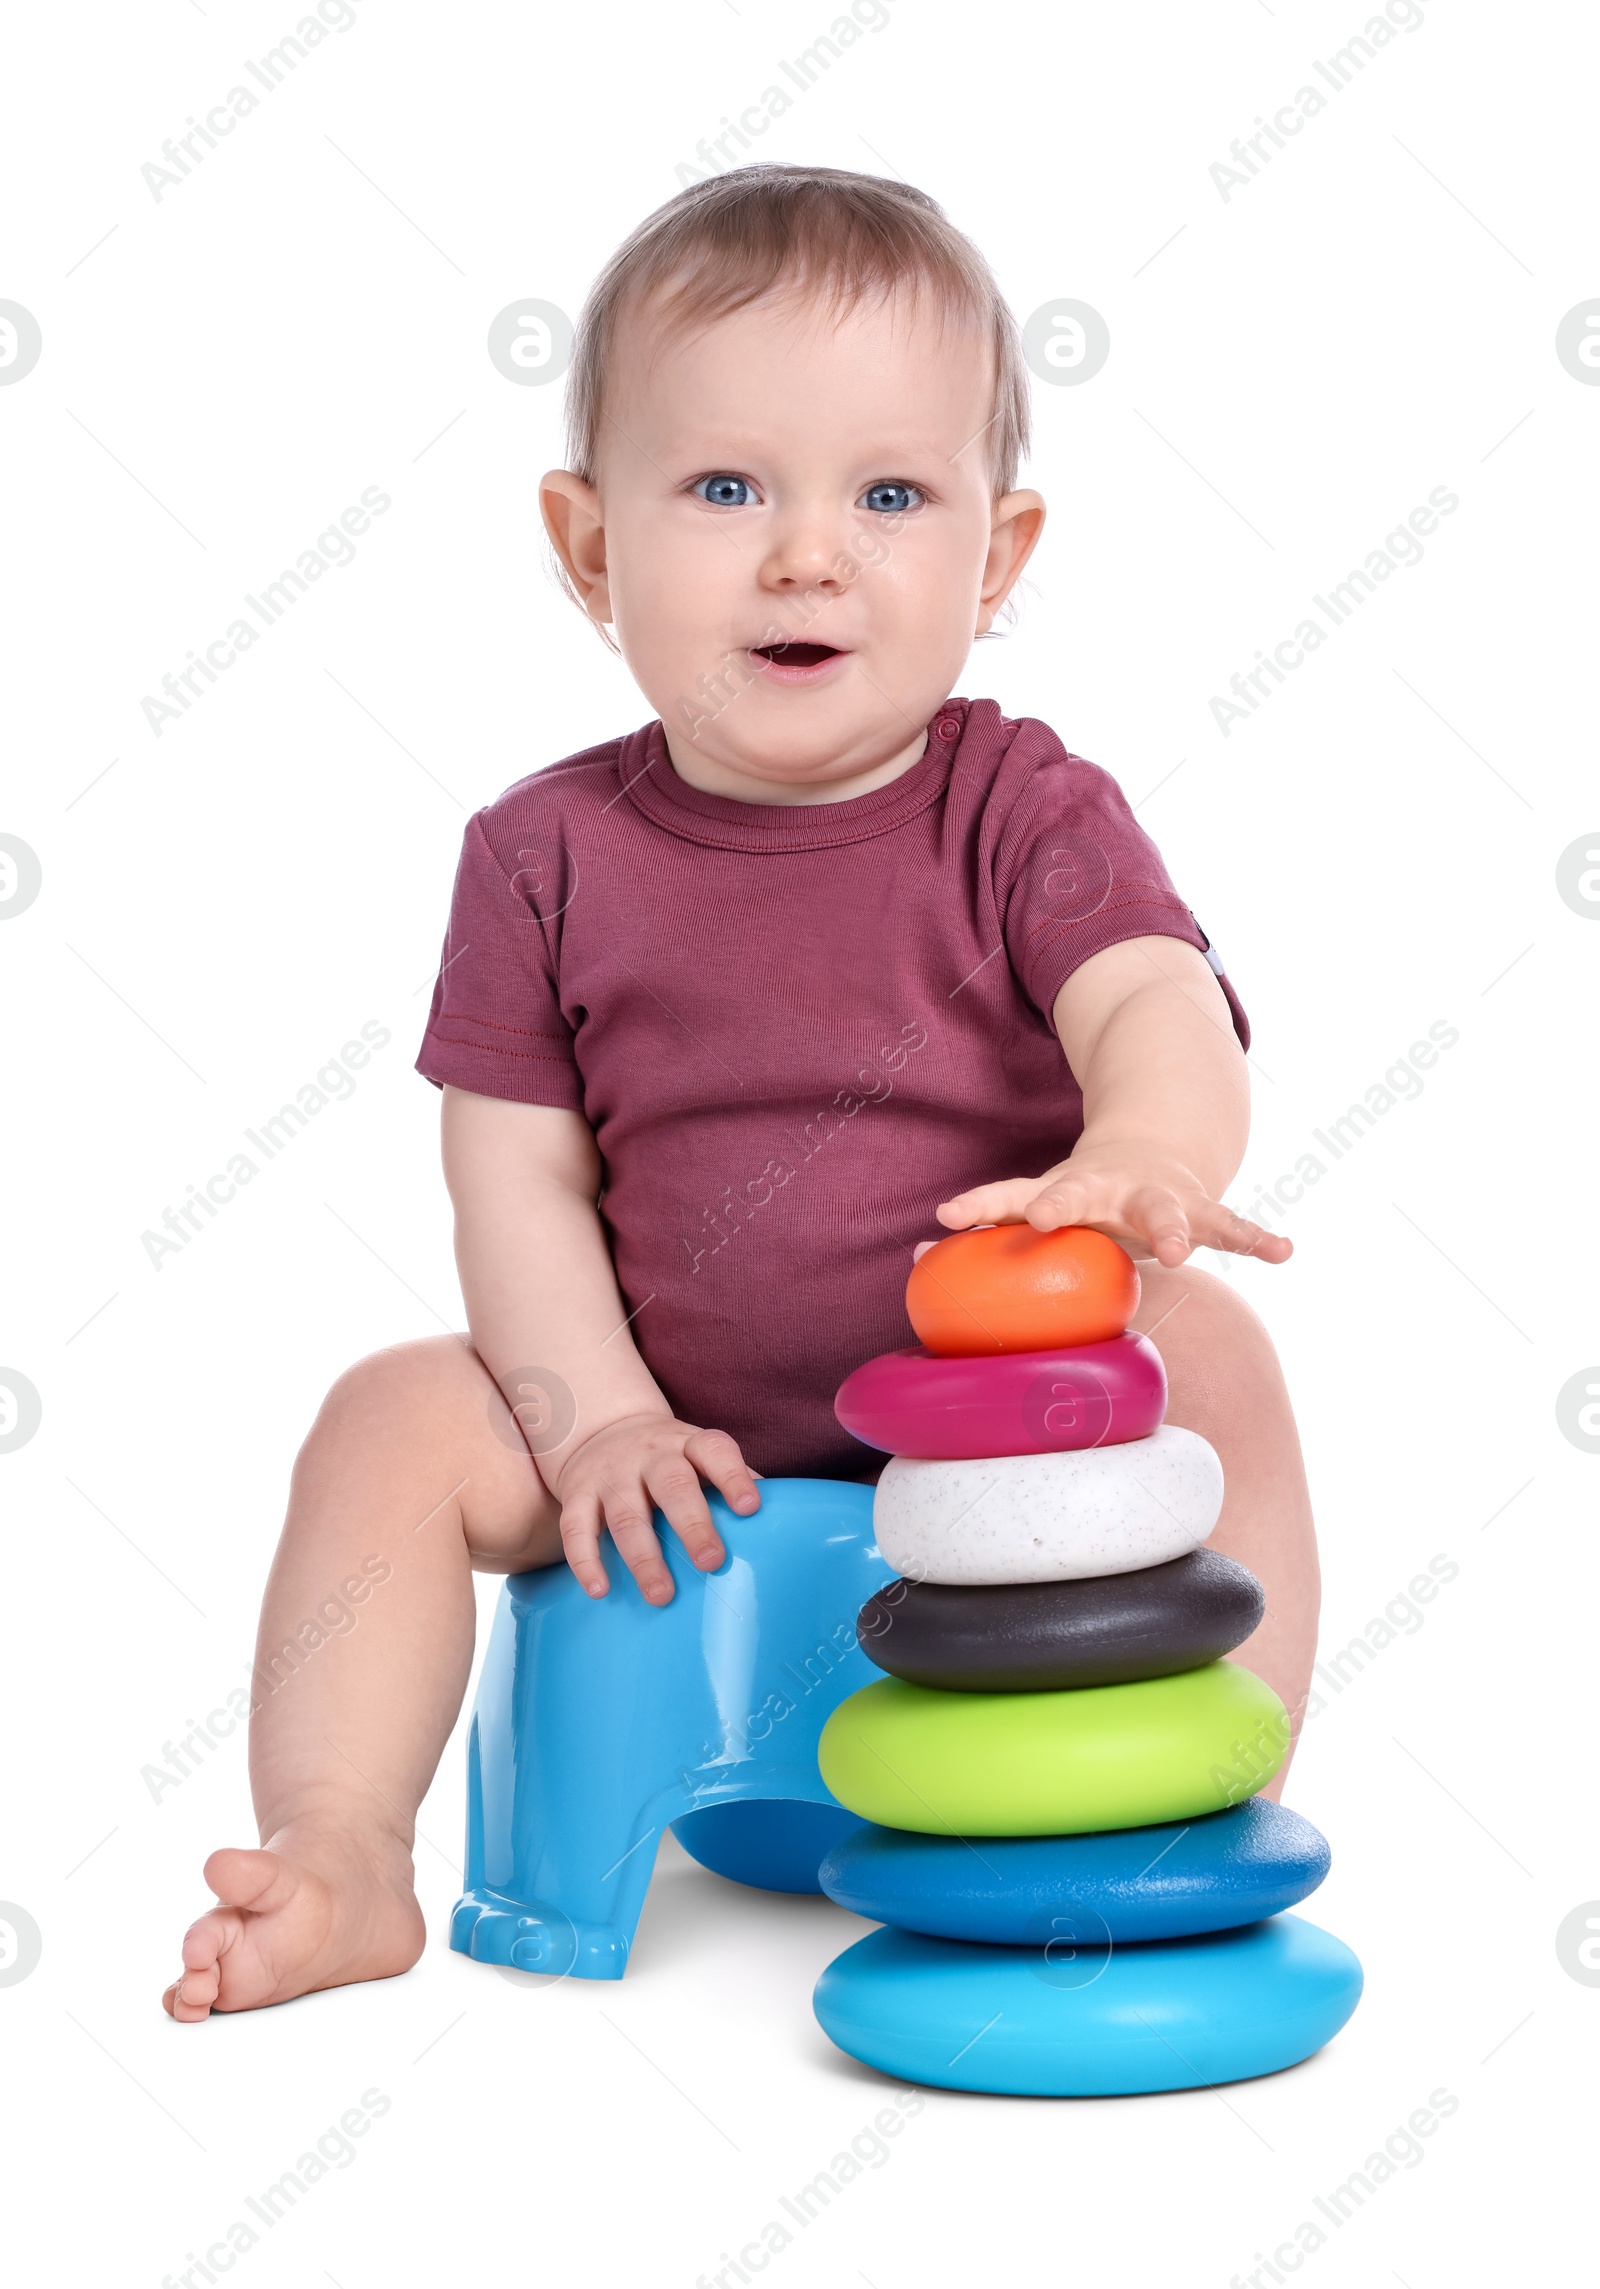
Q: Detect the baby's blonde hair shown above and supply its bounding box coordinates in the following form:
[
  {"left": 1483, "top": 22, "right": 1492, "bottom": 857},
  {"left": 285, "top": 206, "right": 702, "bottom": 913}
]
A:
[{"left": 564, "top": 163, "right": 1031, "bottom": 494}]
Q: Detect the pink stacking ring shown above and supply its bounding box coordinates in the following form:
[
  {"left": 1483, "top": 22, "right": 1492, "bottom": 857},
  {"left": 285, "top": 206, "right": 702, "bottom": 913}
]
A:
[{"left": 835, "top": 1333, "right": 1167, "bottom": 1460}]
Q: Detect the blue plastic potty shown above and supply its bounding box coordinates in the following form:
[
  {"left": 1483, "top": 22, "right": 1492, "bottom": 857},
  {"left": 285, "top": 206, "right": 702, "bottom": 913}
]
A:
[{"left": 451, "top": 1478, "right": 892, "bottom": 1980}]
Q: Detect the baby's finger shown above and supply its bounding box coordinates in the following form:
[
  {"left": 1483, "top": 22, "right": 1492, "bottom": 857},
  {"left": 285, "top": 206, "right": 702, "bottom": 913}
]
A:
[
  {"left": 1191, "top": 1199, "right": 1294, "bottom": 1263},
  {"left": 597, "top": 1475, "right": 676, "bottom": 1606},
  {"left": 1021, "top": 1176, "right": 1103, "bottom": 1232},
  {"left": 684, "top": 1426, "right": 760, "bottom": 1522},
  {"left": 1121, "top": 1185, "right": 1194, "bottom": 1266},
  {"left": 642, "top": 1452, "right": 725, "bottom": 1573},
  {"left": 935, "top": 1177, "right": 1047, "bottom": 1228},
  {"left": 557, "top": 1490, "right": 612, "bottom": 1598}
]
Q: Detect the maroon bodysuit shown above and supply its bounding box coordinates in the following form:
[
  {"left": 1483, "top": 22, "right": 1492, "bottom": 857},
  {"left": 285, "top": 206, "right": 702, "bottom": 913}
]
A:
[{"left": 416, "top": 697, "right": 1247, "bottom": 1478}]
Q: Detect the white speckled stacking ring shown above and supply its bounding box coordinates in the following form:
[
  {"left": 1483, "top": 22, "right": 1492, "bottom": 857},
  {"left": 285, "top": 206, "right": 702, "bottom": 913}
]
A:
[{"left": 872, "top": 1427, "right": 1224, "bottom": 1586}]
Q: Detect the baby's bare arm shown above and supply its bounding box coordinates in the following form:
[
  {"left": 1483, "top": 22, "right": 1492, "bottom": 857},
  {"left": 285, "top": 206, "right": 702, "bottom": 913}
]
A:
[
  {"left": 442, "top": 1086, "right": 758, "bottom": 1601},
  {"left": 938, "top": 936, "right": 1290, "bottom": 1266}
]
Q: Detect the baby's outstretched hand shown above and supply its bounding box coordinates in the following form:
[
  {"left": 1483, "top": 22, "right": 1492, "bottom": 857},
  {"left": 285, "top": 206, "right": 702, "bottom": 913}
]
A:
[
  {"left": 936, "top": 1142, "right": 1292, "bottom": 1268},
  {"left": 549, "top": 1413, "right": 760, "bottom": 1606}
]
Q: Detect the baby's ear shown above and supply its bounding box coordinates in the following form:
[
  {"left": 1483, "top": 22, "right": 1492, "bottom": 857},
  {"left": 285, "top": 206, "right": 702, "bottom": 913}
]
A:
[
  {"left": 540, "top": 470, "right": 611, "bottom": 621},
  {"left": 976, "top": 489, "right": 1046, "bottom": 630}
]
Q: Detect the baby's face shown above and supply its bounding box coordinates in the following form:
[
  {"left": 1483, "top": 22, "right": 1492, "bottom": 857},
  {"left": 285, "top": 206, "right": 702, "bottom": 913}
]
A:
[{"left": 544, "top": 291, "right": 1042, "bottom": 801}]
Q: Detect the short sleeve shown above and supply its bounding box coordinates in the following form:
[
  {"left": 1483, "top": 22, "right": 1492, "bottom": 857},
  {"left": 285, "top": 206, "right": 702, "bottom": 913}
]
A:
[
  {"left": 996, "top": 750, "right": 1250, "bottom": 1050},
  {"left": 414, "top": 811, "right": 584, "bottom": 1106}
]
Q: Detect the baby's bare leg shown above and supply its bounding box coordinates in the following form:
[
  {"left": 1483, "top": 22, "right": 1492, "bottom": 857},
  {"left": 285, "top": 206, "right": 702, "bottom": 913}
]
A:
[
  {"left": 164, "top": 1335, "right": 560, "bottom": 2021},
  {"left": 1131, "top": 1263, "right": 1320, "bottom": 1799}
]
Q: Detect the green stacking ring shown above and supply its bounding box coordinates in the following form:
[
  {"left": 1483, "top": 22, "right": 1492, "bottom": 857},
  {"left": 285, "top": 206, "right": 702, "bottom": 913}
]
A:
[{"left": 818, "top": 1663, "right": 1289, "bottom": 1836}]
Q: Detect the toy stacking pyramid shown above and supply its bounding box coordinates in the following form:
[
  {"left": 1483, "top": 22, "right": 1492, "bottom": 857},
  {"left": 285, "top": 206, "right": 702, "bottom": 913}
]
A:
[{"left": 813, "top": 1227, "right": 1362, "bottom": 2096}]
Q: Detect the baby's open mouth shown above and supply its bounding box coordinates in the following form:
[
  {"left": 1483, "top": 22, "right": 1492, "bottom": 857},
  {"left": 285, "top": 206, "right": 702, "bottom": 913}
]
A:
[{"left": 750, "top": 642, "right": 845, "bottom": 668}]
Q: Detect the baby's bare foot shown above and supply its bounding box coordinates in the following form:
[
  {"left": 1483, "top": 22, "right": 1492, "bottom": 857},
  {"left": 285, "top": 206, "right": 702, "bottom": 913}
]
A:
[{"left": 162, "top": 1819, "right": 424, "bottom": 2021}]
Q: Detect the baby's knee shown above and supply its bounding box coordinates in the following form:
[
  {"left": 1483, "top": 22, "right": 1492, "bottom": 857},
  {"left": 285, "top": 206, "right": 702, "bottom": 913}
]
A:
[
  {"left": 1133, "top": 1262, "right": 1286, "bottom": 1421},
  {"left": 309, "top": 1334, "right": 480, "bottom": 1451}
]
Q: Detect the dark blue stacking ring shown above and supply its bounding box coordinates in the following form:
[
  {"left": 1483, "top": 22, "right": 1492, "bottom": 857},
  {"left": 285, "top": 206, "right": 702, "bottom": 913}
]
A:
[{"left": 818, "top": 1797, "right": 1330, "bottom": 1944}]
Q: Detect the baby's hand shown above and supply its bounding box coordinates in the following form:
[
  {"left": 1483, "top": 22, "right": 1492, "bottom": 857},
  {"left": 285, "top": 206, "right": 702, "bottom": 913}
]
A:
[
  {"left": 549, "top": 1412, "right": 760, "bottom": 1605},
  {"left": 937, "top": 1142, "right": 1291, "bottom": 1268}
]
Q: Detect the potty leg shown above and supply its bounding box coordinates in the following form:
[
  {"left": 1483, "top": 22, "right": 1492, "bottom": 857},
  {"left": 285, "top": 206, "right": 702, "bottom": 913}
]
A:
[
  {"left": 452, "top": 1663, "right": 674, "bottom": 1980},
  {"left": 449, "top": 1482, "right": 893, "bottom": 1980}
]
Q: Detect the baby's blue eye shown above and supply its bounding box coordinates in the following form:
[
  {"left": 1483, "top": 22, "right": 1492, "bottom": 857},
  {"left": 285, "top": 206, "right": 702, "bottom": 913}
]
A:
[
  {"left": 859, "top": 481, "right": 922, "bottom": 514},
  {"left": 693, "top": 474, "right": 756, "bottom": 507}
]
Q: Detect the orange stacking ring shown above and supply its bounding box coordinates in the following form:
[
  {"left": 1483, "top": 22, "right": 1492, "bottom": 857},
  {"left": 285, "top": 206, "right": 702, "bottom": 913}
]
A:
[{"left": 906, "top": 1225, "right": 1139, "bottom": 1356}]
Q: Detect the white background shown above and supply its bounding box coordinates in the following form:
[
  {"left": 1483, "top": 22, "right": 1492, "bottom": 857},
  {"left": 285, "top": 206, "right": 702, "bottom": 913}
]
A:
[{"left": 2, "top": 0, "right": 1595, "bottom": 2282}]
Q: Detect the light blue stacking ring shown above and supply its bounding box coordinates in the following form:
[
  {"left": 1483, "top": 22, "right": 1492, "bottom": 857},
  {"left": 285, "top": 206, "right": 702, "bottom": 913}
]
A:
[
  {"left": 817, "top": 1799, "right": 1330, "bottom": 1943},
  {"left": 813, "top": 1916, "right": 1363, "bottom": 2096}
]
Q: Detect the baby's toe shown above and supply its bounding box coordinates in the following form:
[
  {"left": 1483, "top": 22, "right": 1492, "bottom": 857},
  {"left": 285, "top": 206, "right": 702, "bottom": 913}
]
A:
[
  {"left": 202, "top": 1845, "right": 289, "bottom": 1913},
  {"left": 180, "top": 1906, "right": 233, "bottom": 1969},
  {"left": 163, "top": 1961, "right": 219, "bottom": 2021}
]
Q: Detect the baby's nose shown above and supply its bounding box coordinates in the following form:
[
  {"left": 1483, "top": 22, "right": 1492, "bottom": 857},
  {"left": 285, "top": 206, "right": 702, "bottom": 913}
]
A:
[{"left": 758, "top": 509, "right": 852, "bottom": 590}]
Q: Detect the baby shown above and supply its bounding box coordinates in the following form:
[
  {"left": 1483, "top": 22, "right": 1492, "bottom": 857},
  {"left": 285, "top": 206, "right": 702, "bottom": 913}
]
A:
[{"left": 164, "top": 164, "right": 1316, "bottom": 2021}]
